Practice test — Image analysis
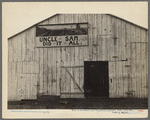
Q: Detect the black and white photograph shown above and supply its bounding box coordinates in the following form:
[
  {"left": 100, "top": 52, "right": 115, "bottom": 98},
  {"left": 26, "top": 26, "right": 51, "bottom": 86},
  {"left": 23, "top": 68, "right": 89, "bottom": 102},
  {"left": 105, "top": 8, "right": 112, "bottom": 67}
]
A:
[{"left": 2, "top": 2, "right": 148, "bottom": 118}]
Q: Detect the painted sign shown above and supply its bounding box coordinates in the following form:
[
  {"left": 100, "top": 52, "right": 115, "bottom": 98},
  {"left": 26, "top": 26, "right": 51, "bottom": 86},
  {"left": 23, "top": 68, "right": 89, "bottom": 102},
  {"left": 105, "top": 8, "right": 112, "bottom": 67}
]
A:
[{"left": 36, "top": 23, "right": 88, "bottom": 47}]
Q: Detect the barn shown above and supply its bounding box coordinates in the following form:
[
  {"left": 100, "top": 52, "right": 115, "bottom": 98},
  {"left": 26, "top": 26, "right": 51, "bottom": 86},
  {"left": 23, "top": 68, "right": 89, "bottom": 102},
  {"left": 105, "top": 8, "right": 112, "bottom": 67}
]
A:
[{"left": 8, "top": 14, "right": 148, "bottom": 101}]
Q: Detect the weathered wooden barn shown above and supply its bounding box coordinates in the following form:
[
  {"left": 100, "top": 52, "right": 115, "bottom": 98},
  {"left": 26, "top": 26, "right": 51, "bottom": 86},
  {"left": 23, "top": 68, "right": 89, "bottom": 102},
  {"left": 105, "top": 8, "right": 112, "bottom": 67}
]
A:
[{"left": 8, "top": 14, "right": 148, "bottom": 101}]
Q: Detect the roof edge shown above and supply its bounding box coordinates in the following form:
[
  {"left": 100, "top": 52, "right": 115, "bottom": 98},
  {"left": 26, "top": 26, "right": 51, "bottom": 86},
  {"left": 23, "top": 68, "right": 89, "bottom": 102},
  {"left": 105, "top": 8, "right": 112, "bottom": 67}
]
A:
[
  {"left": 8, "top": 14, "right": 59, "bottom": 40},
  {"left": 8, "top": 13, "right": 148, "bottom": 40},
  {"left": 107, "top": 14, "right": 148, "bottom": 31}
]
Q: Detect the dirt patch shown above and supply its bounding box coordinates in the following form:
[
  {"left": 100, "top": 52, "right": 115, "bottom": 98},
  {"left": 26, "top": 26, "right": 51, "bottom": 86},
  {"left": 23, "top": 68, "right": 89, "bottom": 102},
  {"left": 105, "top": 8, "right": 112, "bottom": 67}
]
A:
[{"left": 8, "top": 96, "right": 148, "bottom": 109}]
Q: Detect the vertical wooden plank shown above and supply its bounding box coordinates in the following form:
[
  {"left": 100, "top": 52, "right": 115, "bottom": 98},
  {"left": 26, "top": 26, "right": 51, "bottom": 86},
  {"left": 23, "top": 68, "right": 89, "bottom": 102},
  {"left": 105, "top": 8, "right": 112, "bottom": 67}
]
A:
[
  {"left": 26, "top": 74, "right": 30, "bottom": 99},
  {"left": 31, "top": 73, "right": 37, "bottom": 99},
  {"left": 78, "top": 14, "right": 85, "bottom": 95},
  {"left": 10, "top": 62, "right": 15, "bottom": 100},
  {"left": 145, "top": 42, "right": 148, "bottom": 98},
  {"left": 105, "top": 15, "right": 108, "bottom": 61},
  {"left": 30, "top": 27, "right": 37, "bottom": 99},
  {"left": 47, "top": 48, "right": 53, "bottom": 95},
  {"left": 130, "top": 25, "right": 135, "bottom": 97},
  {"left": 8, "top": 62, "right": 12, "bottom": 101},
  {"left": 42, "top": 19, "right": 49, "bottom": 95},
  {"left": 27, "top": 62, "right": 31, "bottom": 99},
  {"left": 106, "top": 15, "right": 112, "bottom": 61},
  {"left": 33, "top": 26, "right": 40, "bottom": 98},
  {"left": 117, "top": 19, "right": 122, "bottom": 61},
  {"left": 114, "top": 61, "right": 118, "bottom": 98},
  {"left": 145, "top": 30, "right": 148, "bottom": 98},
  {"left": 43, "top": 48, "right": 48, "bottom": 95},
  {"left": 20, "top": 73, "right": 26, "bottom": 100},
  {"left": 140, "top": 29, "right": 146, "bottom": 98},
  {"left": 33, "top": 26, "right": 39, "bottom": 62},
  {"left": 121, "top": 21, "right": 126, "bottom": 60},
  {"left": 101, "top": 14, "right": 107, "bottom": 60},
  {"left": 47, "top": 16, "right": 56, "bottom": 95},
  {"left": 115, "top": 18, "right": 119, "bottom": 98},
  {"left": 131, "top": 43, "right": 136, "bottom": 97},
  {"left": 30, "top": 74, "right": 34, "bottom": 99},
  {"left": 13, "top": 36, "right": 18, "bottom": 62},
  {"left": 22, "top": 32, "right": 27, "bottom": 62},
  {"left": 123, "top": 61, "right": 128, "bottom": 98},
  {"left": 140, "top": 29, "right": 143, "bottom": 98},
  {"left": 111, "top": 17, "right": 117, "bottom": 61},
  {"left": 73, "top": 14, "right": 80, "bottom": 98},
  {"left": 97, "top": 14, "right": 102, "bottom": 61},
  {"left": 124, "top": 23, "right": 128, "bottom": 98},
  {"left": 88, "top": 14, "right": 93, "bottom": 61},
  {"left": 39, "top": 48, "right": 44, "bottom": 96},
  {"left": 136, "top": 42, "right": 141, "bottom": 98},
  {"left": 55, "top": 14, "right": 61, "bottom": 96},
  {"left": 68, "top": 14, "right": 74, "bottom": 98},
  {"left": 135, "top": 43, "right": 138, "bottom": 98},
  {"left": 14, "top": 62, "right": 18, "bottom": 100},
  {"left": 136, "top": 27, "right": 141, "bottom": 98},
  {"left": 8, "top": 39, "right": 12, "bottom": 100},
  {"left": 92, "top": 14, "right": 97, "bottom": 61},
  {"left": 121, "top": 21, "right": 125, "bottom": 98},
  {"left": 125, "top": 23, "right": 131, "bottom": 97},
  {"left": 61, "top": 48, "right": 66, "bottom": 98},
  {"left": 17, "top": 62, "right": 22, "bottom": 100},
  {"left": 27, "top": 29, "right": 32, "bottom": 62},
  {"left": 109, "top": 62, "right": 115, "bottom": 98},
  {"left": 18, "top": 34, "right": 22, "bottom": 62},
  {"left": 47, "top": 17, "right": 53, "bottom": 96},
  {"left": 59, "top": 14, "right": 66, "bottom": 98},
  {"left": 117, "top": 61, "right": 121, "bottom": 98},
  {"left": 8, "top": 40, "right": 12, "bottom": 62},
  {"left": 52, "top": 47, "right": 57, "bottom": 96},
  {"left": 23, "top": 62, "right": 27, "bottom": 99},
  {"left": 142, "top": 30, "right": 148, "bottom": 98},
  {"left": 30, "top": 28, "right": 35, "bottom": 61},
  {"left": 82, "top": 14, "right": 89, "bottom": 62},
  {"left": 64, "top": 14, "right": 71, "bottom": 98},
  {"left": 11, "top": 37, "right": 15, "bottom": 62},
  {"left": 30, "top": 64, "right": 34, "bottom": 99},
  {"left": 141, "top": 42, "right": 146, "bottom": 98}
]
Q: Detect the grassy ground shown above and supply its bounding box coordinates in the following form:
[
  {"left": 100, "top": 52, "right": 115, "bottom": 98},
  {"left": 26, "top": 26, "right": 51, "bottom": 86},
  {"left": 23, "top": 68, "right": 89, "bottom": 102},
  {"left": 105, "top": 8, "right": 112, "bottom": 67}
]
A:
[{"left": 8, "top": 96, "right": 148, "bottom": 109}]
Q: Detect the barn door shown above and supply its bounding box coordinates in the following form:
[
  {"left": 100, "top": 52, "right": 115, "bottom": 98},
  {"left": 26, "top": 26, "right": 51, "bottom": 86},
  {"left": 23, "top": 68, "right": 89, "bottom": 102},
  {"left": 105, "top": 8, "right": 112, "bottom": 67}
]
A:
[{"left": 84, "top": 61, "right": 109, "bottom": 98}]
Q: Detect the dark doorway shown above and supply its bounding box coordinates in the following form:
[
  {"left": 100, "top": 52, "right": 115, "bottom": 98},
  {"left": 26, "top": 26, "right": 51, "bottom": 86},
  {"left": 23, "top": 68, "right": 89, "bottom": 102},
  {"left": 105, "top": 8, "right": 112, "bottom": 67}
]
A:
[{"left": 84, "top": 61, "right": 109, "bottom": 98}]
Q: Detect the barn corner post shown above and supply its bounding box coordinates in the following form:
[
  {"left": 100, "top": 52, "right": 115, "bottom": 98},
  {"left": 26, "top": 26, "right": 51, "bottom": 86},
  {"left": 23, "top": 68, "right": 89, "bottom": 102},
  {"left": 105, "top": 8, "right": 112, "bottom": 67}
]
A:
[{"left": 8, "top": 14, "right": 148, "bottom": 101}]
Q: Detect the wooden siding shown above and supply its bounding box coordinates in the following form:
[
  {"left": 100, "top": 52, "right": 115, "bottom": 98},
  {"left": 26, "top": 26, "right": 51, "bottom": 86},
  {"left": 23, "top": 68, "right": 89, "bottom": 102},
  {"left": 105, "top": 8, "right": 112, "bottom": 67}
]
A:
[{"left": 8, "top": 14, "right": 148, "bottom": 101}]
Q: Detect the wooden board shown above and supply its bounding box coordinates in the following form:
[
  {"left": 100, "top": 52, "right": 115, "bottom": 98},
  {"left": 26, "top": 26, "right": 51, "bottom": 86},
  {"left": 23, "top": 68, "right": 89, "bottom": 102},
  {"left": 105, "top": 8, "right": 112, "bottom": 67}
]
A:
[
  {"left": 73, "top": 14, "right": 80, "bottom": 98},
  {"left": 101, "top": 14, "right": 107, "bottom": 60},
  {"left": 88, "top": 14, "right": 93, "bottom": 61},
  {"left": 64, "top": 14, "right": 71, "bottom": 98},
  {"left": 92, "top": 14, "right": 97, "bottom": 61},
  {"left": 8, "top": 62, "right": 12, "bottom": 101},
  {"left": 131, "top": 43, "right": 136, "bottom": 97},
  {"left": 97, "top": 14, "right": 102, "bottom": 61},
  {"left": 43, "top": 48, "right": 48, "bottom": 95},
  {"left": 109, "top": 62, "right": 115, "bottom": 98},
  {"left": 56, "top": 14, "right": 61, "bottom": 96},
  {"left": 39, "top": 48, "right": 44, "bottom": 96}
]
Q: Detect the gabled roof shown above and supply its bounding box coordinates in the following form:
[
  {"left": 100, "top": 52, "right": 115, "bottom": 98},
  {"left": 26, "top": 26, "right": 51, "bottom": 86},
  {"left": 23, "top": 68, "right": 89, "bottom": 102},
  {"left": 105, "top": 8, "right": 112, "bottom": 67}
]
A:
[
  {"left": 107, "top": 14, "right": 148, "bottom": 31},
  {"left": 8, "top": 14, "right": 59, "bottom": 40},
  {"left": 8, "top": 13, "right": 148, "bottom": 40}
]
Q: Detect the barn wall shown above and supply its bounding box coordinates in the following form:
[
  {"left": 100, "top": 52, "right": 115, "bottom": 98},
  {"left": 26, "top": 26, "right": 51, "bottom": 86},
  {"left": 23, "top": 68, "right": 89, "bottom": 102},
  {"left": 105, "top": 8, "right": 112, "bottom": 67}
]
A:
[{"left": 8, "top": 14, "right": 148, "bottom": 101}]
